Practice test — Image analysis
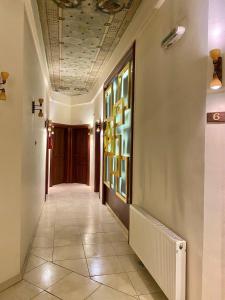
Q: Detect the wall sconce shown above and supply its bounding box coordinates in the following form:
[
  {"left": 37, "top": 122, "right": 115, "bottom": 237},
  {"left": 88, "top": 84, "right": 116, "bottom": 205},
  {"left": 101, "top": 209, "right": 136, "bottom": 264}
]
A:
[
  {"left": 32, "top": 98, "right": 44, "bottom": 117},
  {"left": 0, "top": 72, "right": 9, "bottom": 101},
  {"left": 96, "top": 120, "right": 102, "bottom": 133},
  {"left": 210, "top": 49, "right": 223, "bottom": 90},
  {"left": 45, "top": 119, "right": 54, "bottom": 135}
]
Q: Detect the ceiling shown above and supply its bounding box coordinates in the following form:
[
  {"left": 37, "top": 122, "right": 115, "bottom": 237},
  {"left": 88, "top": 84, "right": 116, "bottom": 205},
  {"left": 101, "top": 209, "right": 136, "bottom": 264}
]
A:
[{"left": 37, "top": 0, "right": 142, "bottom": 96}]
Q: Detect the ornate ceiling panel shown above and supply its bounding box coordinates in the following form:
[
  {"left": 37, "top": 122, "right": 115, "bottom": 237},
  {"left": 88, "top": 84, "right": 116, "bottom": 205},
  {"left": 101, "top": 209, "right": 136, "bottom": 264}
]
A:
[{"left": 37, "top": 0, "right": 142, "bottom": 96}]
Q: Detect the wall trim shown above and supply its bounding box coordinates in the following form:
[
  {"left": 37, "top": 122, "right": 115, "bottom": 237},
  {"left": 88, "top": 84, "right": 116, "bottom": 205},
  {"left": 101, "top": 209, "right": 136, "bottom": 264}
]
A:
[
  {"left": 71, "top": 85, "right": 104, "bottom": 107},
  {"left": 106, "top": 203, "right": 129, "bottom": 239},
  {"left": 50, "top": 99, "right": 71, "bottom": 107},
  {"left": 0, "top": 274, "right": 22, "bottom": 293}
]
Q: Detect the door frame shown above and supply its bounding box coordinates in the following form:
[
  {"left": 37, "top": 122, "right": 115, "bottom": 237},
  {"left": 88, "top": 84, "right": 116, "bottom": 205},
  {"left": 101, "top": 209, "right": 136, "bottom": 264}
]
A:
[
  {"left": 101, "top": 42, "right": 136, "bottom": 229},
  {"left": 46, "top": 123, "right": 90, "bottom": 190}
]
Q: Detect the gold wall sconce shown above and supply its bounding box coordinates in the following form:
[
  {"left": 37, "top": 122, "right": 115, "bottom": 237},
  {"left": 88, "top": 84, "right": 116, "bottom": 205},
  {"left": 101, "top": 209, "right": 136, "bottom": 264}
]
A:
[
  {"left": 0, "top": 72, "right": 9, "bottom": 101},
  {"left": 32, "top": 98, "right": 44, "bottom": 117},
  {"left": 45, "top": 119, "right": 54, "bottom": 135},
  {"left": 96, "top": 120, "right": 102, "bottom": 133},
  {"left": 210, "top": 49, "right": 223, "bottom": 90}
]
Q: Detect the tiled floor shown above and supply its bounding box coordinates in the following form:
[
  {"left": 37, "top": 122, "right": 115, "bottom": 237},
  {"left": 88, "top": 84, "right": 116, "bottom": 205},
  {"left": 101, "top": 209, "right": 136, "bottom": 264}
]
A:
[{"left": 0, "top": 184, "right": 167, "bottom": 299}]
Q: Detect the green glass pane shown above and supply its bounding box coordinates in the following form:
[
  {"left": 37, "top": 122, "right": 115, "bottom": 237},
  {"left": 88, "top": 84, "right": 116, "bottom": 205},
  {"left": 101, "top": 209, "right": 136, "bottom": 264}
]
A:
[
  {"left": 113, "top": 79, "right": 118, "bottom": 104},
  {"left": 121, "top": 68, "right": 129, "bottom": 107},
  {"left": 116, "top": 109, "right": 131, "bottom": 157},
  {"left": 105, "top": 89, "right": 112, "bottom": 118},
  {"left": 105, "top": 156, "right": 110, "bottom": 183},
  {"left": 111, "top": 157, "right": 117, "bottom": 191},
  {"left": 118, "top": 159, "right": 127, "bottom": 197}
]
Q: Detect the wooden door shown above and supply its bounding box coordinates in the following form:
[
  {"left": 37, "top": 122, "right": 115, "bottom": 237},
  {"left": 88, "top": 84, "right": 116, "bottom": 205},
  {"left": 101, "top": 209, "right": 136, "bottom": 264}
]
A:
[
  {"left": 50, "top": 127, "right": 68, "bottom": 186},
  {"left": 71, "top": 127, "right": 89, "bottom": 185}
]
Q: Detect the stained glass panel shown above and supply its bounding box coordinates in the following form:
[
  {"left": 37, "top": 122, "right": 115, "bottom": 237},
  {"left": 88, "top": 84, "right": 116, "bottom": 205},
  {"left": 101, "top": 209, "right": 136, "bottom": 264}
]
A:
[{"left": 104, "top": 61, "right": 133, "bottom": 203}]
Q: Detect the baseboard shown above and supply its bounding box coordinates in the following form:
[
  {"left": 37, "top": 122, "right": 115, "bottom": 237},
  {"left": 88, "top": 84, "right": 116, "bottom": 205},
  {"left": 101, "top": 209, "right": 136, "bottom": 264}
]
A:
[
  {"left": 106, "top": 203, "right": 129, "bottom": 239},
  {"left": 0, "top": 273, "right": 22, "bottom": 293}
]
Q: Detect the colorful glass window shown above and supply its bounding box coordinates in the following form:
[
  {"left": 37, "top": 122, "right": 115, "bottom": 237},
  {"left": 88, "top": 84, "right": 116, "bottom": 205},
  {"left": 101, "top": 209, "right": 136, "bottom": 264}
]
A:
[{"left": 103, "top": 61, "right": 133, "bottom": 203}]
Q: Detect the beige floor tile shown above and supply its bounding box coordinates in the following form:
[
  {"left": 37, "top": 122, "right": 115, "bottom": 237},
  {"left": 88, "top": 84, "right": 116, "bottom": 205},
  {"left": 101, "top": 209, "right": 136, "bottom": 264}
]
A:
[
  {"left": 79, "top": 224, "right": 104, "bottom": 233},
  {"left": 112, "top": 242, "right": 134, "bottom": 255},
  {"left": 54, "top": 258, "right": 89, "bottom": 276},
  {"left": 55, "top": 225, "right": 81, "bottom": 239},
  {"left": 102, "top": 223, "right": 123, "bottom": 233},
  {"left": 32, "top": 291, "right": 59, "bottom": 299},
  {"left": 24, "top": 262, "right": 71, "bottom": 289},
  {"left": 107, "top": 232, "right": 128, "bottom": 242},
  {"left": 139, "top": 292, "right": 168, "bottom": 300},
  {"left": 84, "top": 243, "right": 116, "bottom": 258},
  {"left": 53, "top": 245, "right": 85, "bottom": 260},
  {"left": 87, "top": 256, "right": 123, "bottom": 276},
  {"left": 118, "top": 255, "right": 144, "bottom": 272},
  {"left": 54, "top": 235, "right": 82, "bottom": 247},
  {"left": 87, "top": 285, "right": 137, "bottom": 300},
  {"left": 127, "top": 270, "right": 161, "bottom": 296},
  {"left": 0, "top": 280, "right": 42, "bottom": 300},
  {"left": 32, "top": 237, "right": 54, "bottom": 248},
  {"left": 82, "top": 233, "right": 111, "bottom": 244},
  {"left": 25, "top": 255, "right": 46, "bottom": 273},
  {"left": 92, "top": 273, "right": 137, "bottom": 296},
  {"left": 31, "top": 247, "right": 53, "bottom": 261},
  {"left": 47, "top": 272, "right": 99, "bottom": 300},
  {"left": 35, "top": 227, "right": 54, "bottom": 239}
]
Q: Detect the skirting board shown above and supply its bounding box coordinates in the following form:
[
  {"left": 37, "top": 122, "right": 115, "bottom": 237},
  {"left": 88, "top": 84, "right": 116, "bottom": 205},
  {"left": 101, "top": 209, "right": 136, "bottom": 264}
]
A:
[
  {"left": 0, "top": 273, "right": 22, "bottom": 293},
  {"left": 106, "top": 203, "right": 129, "bottom": 239}
]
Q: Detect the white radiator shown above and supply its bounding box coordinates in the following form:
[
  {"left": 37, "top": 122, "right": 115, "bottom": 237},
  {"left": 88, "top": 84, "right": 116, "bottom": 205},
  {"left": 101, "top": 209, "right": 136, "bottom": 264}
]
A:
[{"left": 130, "top": 205, "right": 186, "bottom": 300}]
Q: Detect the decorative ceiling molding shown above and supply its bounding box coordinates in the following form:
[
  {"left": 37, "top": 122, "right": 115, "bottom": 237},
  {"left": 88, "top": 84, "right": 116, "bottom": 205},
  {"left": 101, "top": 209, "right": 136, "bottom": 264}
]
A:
[{"left": 37, "top": 0, "right": 141, "bottom": 96}]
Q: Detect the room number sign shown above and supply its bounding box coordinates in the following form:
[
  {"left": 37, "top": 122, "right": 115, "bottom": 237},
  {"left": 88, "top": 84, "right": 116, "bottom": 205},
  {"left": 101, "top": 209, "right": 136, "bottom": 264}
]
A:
[{"left": 207, "top": 112, "right": 225, "bottom": 123}]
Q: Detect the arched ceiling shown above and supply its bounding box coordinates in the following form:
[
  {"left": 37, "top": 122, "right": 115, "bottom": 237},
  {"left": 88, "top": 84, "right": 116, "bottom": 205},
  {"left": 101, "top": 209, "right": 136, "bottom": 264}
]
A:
[{"left": 37, "top": 0, "right": 142, "bottom": 96}]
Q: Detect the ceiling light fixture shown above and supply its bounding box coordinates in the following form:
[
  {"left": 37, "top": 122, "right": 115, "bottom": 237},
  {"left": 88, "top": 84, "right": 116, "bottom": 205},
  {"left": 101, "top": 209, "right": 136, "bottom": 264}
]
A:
[
  {"left": 209, "top": 49, "right": 222, "bottom": 91},
  {"left": 53, "top": 0, "right": 81, "bottom": 8},
  {"left": 96, "top": 0, "right": 132, "bottom": 14}
]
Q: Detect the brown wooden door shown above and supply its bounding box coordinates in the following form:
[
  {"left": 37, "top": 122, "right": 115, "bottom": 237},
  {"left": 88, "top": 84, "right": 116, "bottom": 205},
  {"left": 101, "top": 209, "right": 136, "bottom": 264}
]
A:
[
  {"left": 71, "top": 127, "right": 89, "bottom": 184},
  {"left": 50, "top": 127, "right": 68, "bottom": 186},
  {"left": 50, "top": 124, "right": 90, "bottom": 186}
]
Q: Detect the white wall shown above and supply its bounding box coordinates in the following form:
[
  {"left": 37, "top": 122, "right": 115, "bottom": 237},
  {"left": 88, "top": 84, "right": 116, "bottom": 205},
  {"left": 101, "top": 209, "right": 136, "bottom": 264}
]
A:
[
  {"left": 49, "top": 92, "right": 71, "bottom": 124},
  {"left": 0, "top": 0, "right": 24, "bottom": 285},
  {"left": 133, "top": 1, "right": 207, "bottom": 299},
  {"left": 0, "top": 0, "right": 49, "bottom": 287},
  {"left": 49, "top": 101, "right": 71, "bottom": 124},
  {"left": 202, "top": 0, "right": 225, "bottom": 299},
  {"left": 71, "top": 103, "right": 94, "bottom": 125},
  {"left": 20, "top": 12, "right": 48, "bottom": 266}
]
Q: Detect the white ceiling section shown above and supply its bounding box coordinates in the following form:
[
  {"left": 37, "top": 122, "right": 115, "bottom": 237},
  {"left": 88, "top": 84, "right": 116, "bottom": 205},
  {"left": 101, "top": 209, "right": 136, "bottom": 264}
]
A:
[{"left": 37, "top": 0, "right": 142, "bottom": 96}]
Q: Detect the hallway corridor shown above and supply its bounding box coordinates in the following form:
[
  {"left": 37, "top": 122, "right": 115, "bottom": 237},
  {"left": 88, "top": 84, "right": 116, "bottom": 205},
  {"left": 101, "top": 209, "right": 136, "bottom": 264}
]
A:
[{"left": 0, "top": 184, "right": 166, "bottom": 300}]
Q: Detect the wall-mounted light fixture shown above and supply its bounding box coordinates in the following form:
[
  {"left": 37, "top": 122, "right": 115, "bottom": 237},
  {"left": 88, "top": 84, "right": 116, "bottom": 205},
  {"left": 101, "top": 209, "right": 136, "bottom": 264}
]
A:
[
  {"left": 0, "top": 72, "right": 9, "bottom": 101},
  {"left": 45, "top": 119, "right": 54, "bottom": 135},
  {"left": 210, "top": 48, "right": 223, "bottom": 90},
  {"left": 32, "top": 98, "right": 44, "bottom": 117},
  {"left": 96, "top": 120, "right": 102, "bottom": 133}
]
